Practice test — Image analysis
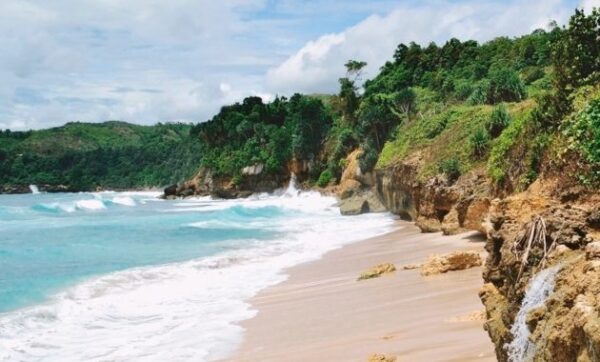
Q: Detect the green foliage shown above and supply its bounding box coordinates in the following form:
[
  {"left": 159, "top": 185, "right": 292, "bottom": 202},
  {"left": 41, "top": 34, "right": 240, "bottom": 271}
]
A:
[
  {"left": 487, "top": 66, "right": 527, "bottom": 103},
  {"left": 358, "top": 141, "right": 380, "bottom": 173},
  {"left": 392, "top": 88, "right": 417, "bottom": 116},
  {"left": 487, "top": 112, "right": 529, "bottom": 183},
  {"left": 439, "top": 158, "right": 461, "bottom": 182},
  {"left": 553, "top": 8, "right": 600, "bottom": 91},
  {"left": 364, "top": 30, "right": 553, "bottom": 105},
  {"left": 467, "top": 80, "right": 490, "bottom": 105},
  {"left": 0, "top": 122, "right": 200, "bottom": 190},
  {"left": 316, "top": 169, "right": 333, "bottom": 187},
  {"left": 470, "top": 128, "right": 490, "bottom": 158},
  {"left": 191, "top": 94, "right": 332, "bottom": 178},
  {"left": 489, "top": 103, "right": 512, "bottom": 137},
  {"left": 521, "top": 66, "right": 546, "bottom": 84},
  {"left": 563, "top": 97, "right": 600, "bottom": 184}
]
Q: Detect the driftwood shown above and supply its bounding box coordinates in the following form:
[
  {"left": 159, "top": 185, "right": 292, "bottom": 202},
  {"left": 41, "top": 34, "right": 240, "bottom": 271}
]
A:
[{"left": 511, "top": 216, "right": 556, "bottom": 282}]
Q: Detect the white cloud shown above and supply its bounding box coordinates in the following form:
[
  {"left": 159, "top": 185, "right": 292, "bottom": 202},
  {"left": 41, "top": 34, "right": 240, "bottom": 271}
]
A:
[
  {"left": 0, "top": 0, "right": 586, "bottom": 130},
  {"left": 580, "top": 0, "right": 600, "bottom": 12},
  {"left": 0, "top": 0, "right": 273, "bottom": 130},
  {"left": 266, "top": 0, "right": 574, "bottom": 95}
]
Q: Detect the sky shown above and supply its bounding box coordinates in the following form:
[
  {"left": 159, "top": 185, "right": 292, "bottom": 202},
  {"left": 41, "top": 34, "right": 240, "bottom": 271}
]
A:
[{"left": 0, "top": 0, "right": 597, "bottom": 130}]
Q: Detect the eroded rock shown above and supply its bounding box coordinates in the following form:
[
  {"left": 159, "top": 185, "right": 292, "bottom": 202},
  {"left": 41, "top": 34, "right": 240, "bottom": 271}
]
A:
[
  {"left": 358, "top": 263, "right": 396, "bottom": 280},
  {"left": 421, "top": 251, "right": 483, "bottom": 276},
  {"left": 367, "top": 354, "right": 397, "bottom": 362}
]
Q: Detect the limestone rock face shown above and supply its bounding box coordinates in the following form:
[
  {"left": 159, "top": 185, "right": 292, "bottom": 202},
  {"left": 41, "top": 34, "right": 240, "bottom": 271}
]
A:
[
  {"left": 287, "top": 158, "right": 312, "bottom": 176},
  {"left": 340, "top": 148, "right": 375, "bottom": 187},
  {"left": 479, "top": 185, "right": 600, "bottom": 362},
  {"left": 339, "top": 190, "right": 386, "bottom": 216},
  {"left": 338, "top": 179, "right": 361, "bottom": 200},
  {"left": 241, "top": 163, "right": 264, "bottom": 176},
  {"left": 375, "top": 158, "right": 491, "bottom": 233},
  {"left": 415, "top": 216, "right": 442, "bottom": 233},
  {"left": 585, "top": 241, "right": 600, "bottom": 260},
  {"left": 420, "top": 251, "right": 483, "bottom": 276}
]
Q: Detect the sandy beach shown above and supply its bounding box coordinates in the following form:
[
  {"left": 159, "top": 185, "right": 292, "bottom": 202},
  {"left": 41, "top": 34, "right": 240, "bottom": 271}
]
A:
[{"left": 227, "top": 221, "right": 495, "bottom": 362}]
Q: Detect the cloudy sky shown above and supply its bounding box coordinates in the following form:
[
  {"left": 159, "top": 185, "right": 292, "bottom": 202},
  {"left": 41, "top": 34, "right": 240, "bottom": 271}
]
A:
[{"left": 0, "top": 0, "right": 597, "bottom": 130}]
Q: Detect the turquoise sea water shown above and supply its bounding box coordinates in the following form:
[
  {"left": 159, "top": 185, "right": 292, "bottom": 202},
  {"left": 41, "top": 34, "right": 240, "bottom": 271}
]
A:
[
  {"left": 0, "top": 192, "right": 278, "bottom": 313},
  {"left": 0, "top": 187, "right": 393, "bottom": 361}
]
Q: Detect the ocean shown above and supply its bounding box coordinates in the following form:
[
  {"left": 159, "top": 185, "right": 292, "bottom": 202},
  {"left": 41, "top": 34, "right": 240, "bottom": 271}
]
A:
[{"left": 0, "top": 183, "right": 393, "bottom": 361}]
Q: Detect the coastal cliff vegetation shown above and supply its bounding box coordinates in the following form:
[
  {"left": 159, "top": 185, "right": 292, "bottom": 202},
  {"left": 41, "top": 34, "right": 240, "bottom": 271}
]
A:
[
  {"left": 0, "top": 121, "right": 201, "bottom": 192},
  {"left": 1, "top": 6, "right": 600, "bottom": 362}
]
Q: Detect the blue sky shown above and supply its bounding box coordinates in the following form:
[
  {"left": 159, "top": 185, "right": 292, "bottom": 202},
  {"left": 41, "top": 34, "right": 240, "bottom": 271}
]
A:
[{"left": 0, "top": 0, "right": 596, "bottom": 130}]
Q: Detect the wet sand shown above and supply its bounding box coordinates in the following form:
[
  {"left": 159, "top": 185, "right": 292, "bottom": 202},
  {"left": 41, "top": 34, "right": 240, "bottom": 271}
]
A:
[{"left": 227, "top": 221, "right": 495, "bottom": 361}]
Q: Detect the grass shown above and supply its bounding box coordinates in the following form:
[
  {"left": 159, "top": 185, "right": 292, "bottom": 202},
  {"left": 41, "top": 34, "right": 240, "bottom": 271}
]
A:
[{"left": 377, "top": 93, "right": 536, "bottom": 183}]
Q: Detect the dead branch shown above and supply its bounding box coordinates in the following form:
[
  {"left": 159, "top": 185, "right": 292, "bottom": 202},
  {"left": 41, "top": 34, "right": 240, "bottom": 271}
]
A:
[{"left": 511, "top": 216, "right": 556, "bottom": 282}]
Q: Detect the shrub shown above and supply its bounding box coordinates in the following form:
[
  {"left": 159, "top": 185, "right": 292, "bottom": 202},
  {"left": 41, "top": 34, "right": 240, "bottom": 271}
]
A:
[
  {"left": 358, "top": 141, "right": 379, "bottom": 173},
  {"left": 521, "top": 66, "right": 545, "bottom": 85},
  {"left": 487, "top": 66, "right": 527, "bottom": 104},
  {"left": 470, "top": 128, "right": 490, "bottom": 158},
  {"left": 439, "top": 158, "right": 461, "bottom": 182},
  {"left": 231, "top": 174, "right": 242, "bottom": 186},
  {"left": 489, "top": 103, "right": 511, "bottom": 137},
  {"left": 563, "top": 98, "right": 600, "bottom": 184},
  {"left": 454, "top": 79, "right": 474, "bottom": 101},
  {"left": 316, "top": 169, "right": 333, "bottom": 187},
  {"left": 467, "top": 80, "right": 490, "bottom": 105}
]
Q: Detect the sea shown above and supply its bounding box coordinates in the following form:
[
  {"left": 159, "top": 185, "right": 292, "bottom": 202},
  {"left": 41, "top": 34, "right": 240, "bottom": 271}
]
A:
[{"left": 0, "top": 181, "right": 393, "bottom": 361}]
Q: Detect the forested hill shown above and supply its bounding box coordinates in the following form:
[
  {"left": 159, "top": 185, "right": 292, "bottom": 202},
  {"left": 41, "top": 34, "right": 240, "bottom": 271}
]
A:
[
  {"left": 0, "top": 121, "right": 202, "bottom": 192},
  {"left": 179, "top": 8, "right": 599, "bottom": 196},
  {"left": 2, "top": 8, "right": 599, "bottom": 196}
]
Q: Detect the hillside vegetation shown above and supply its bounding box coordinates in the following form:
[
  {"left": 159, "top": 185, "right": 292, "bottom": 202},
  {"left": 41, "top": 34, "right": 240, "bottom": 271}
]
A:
[
  {"left": 1, "top": 8, "right": 598, "bottom": 195},
  {"left": 186, "top": 8, "right": 599, "bottom": 194},
  {"left": 0, "top": 121, "right": 201, "bottom": 191}
]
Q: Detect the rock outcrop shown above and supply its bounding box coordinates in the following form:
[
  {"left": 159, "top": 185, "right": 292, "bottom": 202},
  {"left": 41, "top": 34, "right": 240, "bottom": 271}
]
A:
[
  {"left": 479, "top": 184, "right": 600, "bottom": 362},
  {"left": 358, "top": 263, "right": 397, "bottom": 281},
  {"left": 339, "top": 189, "right": 387, "bottom": 215},
  {"left": 374, "top": 155, "right": 600, "bottom": 361},
  {"left": 420, "top": 251, "right": 483, "bottom": 276},
  {"left": 163, "top": 166, "right": 291, "bottom": 199},
  {"left": 375, "top": 157, "right": 491, "bottom": 233},
  {"left": 336, "top": 149, "right": 387, "bottom": 215}
]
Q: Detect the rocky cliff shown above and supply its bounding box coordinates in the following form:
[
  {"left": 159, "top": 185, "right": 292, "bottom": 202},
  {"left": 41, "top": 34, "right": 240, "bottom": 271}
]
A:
[
  {"left": 373, "top": 153, "right": 600, "bottom": 361},
  {"left": 162, "top": 158, "right": 316, "bottom": 199}
]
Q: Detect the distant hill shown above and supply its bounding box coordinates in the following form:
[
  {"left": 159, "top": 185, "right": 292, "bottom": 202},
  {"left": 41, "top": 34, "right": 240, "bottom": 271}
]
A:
[{"left": 0, "top": 121, "right": 202, "bottom": 192}]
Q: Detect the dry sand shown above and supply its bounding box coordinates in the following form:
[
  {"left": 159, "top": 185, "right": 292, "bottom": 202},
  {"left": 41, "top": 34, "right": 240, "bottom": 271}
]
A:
[{"left": 226, "top": 221, "right": 495, "bottom": 362}]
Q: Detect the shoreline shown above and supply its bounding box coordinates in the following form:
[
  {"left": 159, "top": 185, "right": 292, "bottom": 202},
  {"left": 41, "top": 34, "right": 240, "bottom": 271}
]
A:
[{"left": 226, "top": 221, "right": 495, "bottom": 361}]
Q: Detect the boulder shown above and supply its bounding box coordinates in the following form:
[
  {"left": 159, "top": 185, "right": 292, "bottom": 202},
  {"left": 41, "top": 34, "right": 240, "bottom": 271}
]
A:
[
  {"left": 415, "top": 216, "right": 442, "bottom": 233},
  {"left": 163, "top": 184, "right": 178, "bottom": 197},
  {"left": 339, "top": 198, "right": 370, "bottom": 215},
  {"left": 338, "top": 189, "right": 386, "bottom": 215},
  {"left": 421, "top": 251, "right": 482, "bottom": 276}
]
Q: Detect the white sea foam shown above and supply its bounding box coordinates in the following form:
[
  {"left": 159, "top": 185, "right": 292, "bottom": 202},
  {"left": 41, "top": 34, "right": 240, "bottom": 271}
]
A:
[
  {"left": 111, "top": 196, "right": 136, "bottom": 207},
  {"left": 74, "top": 199, "right": 106, "bottom": 211},
  {"left": 0, "top": 188, "right": 394, "bottom": 362}
]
